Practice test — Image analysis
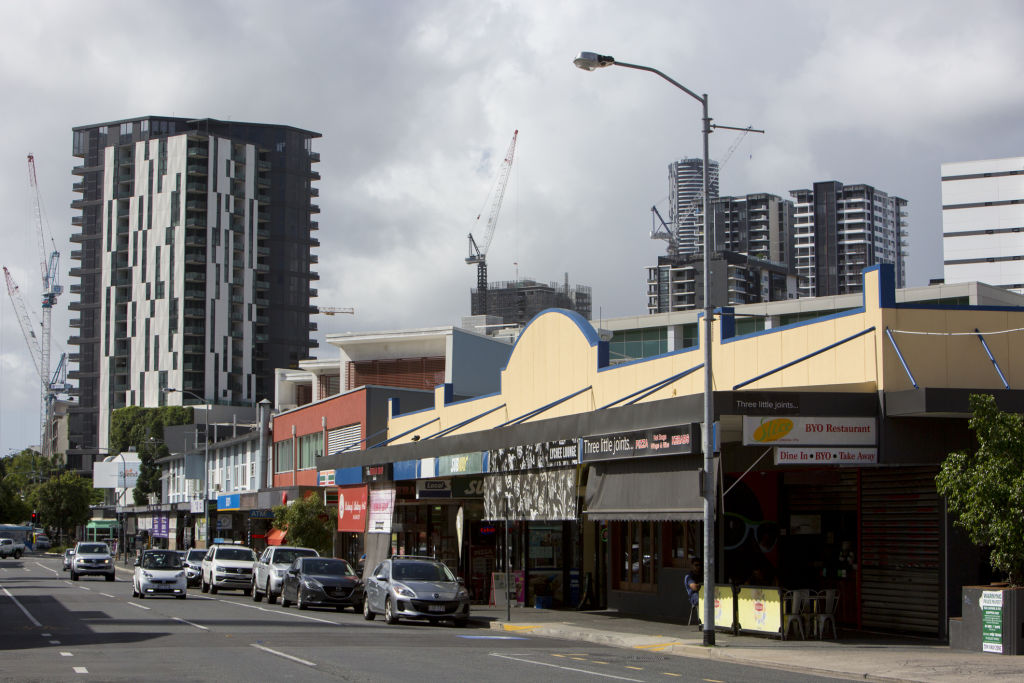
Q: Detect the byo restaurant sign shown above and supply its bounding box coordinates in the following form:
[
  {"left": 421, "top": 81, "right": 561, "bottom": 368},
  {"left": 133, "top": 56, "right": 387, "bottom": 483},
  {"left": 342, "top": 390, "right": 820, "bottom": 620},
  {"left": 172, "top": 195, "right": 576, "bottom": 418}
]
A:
[{"left": 742, "top": 416, "right": 876, "bottom": 446}]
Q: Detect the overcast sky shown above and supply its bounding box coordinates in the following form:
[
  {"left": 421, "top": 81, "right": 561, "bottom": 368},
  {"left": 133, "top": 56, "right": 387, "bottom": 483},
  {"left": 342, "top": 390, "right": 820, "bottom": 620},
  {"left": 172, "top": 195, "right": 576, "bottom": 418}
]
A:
[{"left": 2, "top": 0, "right": 1023, "bottom": 456}]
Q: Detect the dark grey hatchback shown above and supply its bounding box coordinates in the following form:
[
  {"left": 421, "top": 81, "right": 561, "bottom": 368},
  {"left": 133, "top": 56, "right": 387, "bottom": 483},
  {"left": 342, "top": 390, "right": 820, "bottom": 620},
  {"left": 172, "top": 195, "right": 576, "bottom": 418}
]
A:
[{"left": 279, "top": 557, "right": 363, "bottom": 612}]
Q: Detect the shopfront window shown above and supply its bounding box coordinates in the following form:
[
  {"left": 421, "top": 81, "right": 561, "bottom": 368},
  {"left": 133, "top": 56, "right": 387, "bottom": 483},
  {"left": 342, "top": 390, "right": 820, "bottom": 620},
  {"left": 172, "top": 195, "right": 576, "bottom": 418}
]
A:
[
  {"left": 298, "top": 432, "right": 322, "bottom": 470},
  {"left": 667, "top": 521, "right": 701, "bottom": 568},
  {"left": 615, "top": 521, "right": 659, "bottom": 591},
  {"left": 275, "top": 438, "right": 293, "bottom": 473}
]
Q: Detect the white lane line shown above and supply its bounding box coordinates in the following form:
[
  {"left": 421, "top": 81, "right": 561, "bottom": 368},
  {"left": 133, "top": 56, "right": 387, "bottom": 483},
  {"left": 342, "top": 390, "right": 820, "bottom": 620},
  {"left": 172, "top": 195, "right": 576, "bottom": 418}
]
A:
[
  {"left": 127, "top": 601, "right": 151, "bottom": 610},
  {"left": 73, "top": 666, "right": 88, "bottom": 673},
  {"left": 60, "top": 652, "right": 73, "bottom": 657},
  {"left": 489, "top": 653, "right": 643, "bottom": 682},
  {"left": 41, "top": 633, "right": 52, "bottom": 637},
  {"left": 49, "top": 640, "right": 60, "bottom": 645},
  {"left": 99, "top": 593, "right": 115, "bottom": 598},
  {"left": 173, "top": 617, "right": 209, "bottom": 631},
  {"left": 35, "top": 562, "right": 58, "bottom": 575},
  {"left": 219, "top": 599, "right": 337, "bottom": 625},
  {"left": 1, "top": 585, "right": 42, "bottom": 627},
  {"left": 250, "top": 643, "right": 316, "bottom": 667},
  {"left": 78, "top": 586, "right": 91, "bottom": 591}
]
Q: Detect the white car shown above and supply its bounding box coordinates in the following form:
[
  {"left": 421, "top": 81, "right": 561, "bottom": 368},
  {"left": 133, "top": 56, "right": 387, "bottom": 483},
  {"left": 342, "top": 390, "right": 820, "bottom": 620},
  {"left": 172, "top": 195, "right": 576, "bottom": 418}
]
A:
[
  {"left": 200, "top": 544, "right": 257, "bottom": 595},
  {"left": 71, "top": 542, "right": 115, "bottom": 581},
  {"left": 132, "top": 549, "right": 187, "bottom": 599},
  {"left": 252, "top": 546, "right": 319, "bottom": 604}
]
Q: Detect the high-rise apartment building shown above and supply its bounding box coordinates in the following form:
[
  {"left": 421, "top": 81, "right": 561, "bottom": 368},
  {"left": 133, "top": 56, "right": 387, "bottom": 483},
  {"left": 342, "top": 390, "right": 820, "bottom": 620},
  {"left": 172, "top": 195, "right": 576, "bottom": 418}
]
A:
[
  {"left": 470, "top": 277, "right": 592, "bottom": 326},
  {"left": 789, "top": 181, "right": 908, "bottom": 298},
  {"left": 646, "top": 252, "right": 794, "bottom": 314},
  {"left": 67, "top": 117, "right": 321, "bottom": 472},
  {"left": 668, "top": 157, "right": 719, "bottom": 256},
  {"left": 712, "top": 193, "right": 794, "bottom": 267},
  {"left": 942, "top": 156, "right": 1024, "bottom": 292}
]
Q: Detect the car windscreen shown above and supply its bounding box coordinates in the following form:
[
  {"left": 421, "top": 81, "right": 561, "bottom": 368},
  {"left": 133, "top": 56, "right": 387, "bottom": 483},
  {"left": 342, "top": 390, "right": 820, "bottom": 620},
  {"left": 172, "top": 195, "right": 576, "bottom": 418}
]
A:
[
  {"left": 78, "top": 544, "right": 109, "bottom": 554},
  {"left": 186, "top": 550, "right": 206, "bottom": 562},
  {"left": 217, "top": 548, "right": 256, "bottom": 562},
  {"left": 300, "top": 559, "right": 355, "bottom": 576},
  {"left": 274, "top": 549, "right": 318, "bottom": 565},
  {"left": 392, "top": 561, "right": 455, "bottom": 582},
  {"left": 142, "top": 552, "right": 182, "bottom": 569}
]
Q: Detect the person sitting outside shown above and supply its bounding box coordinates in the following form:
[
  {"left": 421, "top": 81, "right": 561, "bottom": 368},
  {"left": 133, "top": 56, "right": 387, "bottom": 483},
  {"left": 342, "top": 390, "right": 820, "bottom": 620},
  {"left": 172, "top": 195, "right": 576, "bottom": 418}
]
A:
[{"left": 685, "top": 558, "right": 702, "bottom": 624}]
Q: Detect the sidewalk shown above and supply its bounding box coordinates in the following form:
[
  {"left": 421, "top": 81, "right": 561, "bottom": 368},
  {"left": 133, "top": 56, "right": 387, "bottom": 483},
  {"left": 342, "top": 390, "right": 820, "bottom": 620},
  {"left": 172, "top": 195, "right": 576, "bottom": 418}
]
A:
[{"left": 475, "top": 606, "right": 1024, "bottom": 682}]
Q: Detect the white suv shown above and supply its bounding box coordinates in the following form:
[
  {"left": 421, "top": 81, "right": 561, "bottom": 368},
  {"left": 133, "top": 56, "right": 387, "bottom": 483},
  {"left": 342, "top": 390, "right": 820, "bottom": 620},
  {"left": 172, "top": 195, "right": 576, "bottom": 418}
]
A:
[
  {"left": 200, "top": 545, "right": 256, "bottom": 595},
  {"left": 252, "top": 546, "right": 319, "bottom": 604},
  {"left": 71, "top": 542, "right": 115, "bottom": 581}
]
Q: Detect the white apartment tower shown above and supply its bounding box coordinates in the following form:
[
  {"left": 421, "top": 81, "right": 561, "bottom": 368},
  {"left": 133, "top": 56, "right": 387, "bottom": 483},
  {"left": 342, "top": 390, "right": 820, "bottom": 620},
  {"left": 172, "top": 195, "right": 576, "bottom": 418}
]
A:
[
  {"left": 668, "top": 157, "right": 720, "bottom": 256},
  {"left": 942, "top": 156, "right": 1024, "bottom": 292},
  {"left": 789, "top": 181, "right": 908, "bottom": 298}
]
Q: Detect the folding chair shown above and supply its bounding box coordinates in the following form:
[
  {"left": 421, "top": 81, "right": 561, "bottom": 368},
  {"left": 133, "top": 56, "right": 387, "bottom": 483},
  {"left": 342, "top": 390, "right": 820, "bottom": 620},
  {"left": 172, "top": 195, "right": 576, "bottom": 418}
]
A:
[
  {"left": 811, "top": 589, "right": 839, "bottom": 639},
  {"left": 782, "top": 589, "right": 809, "bottom": 640}
]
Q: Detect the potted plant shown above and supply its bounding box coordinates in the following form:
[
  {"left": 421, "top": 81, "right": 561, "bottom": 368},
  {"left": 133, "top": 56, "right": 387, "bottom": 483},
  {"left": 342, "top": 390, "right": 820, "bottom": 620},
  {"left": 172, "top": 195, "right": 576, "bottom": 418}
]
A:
[{"left": 937, "top": 394, "right": 1024, "bottom": 654}]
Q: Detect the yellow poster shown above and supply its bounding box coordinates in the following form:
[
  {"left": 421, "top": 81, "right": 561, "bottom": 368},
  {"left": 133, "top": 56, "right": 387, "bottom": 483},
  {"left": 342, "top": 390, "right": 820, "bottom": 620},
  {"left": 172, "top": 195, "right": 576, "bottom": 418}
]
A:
[
  {"left": 697, "top": 585, "right": 735, "bottom": 631},
  {"left": 736, "top": 586, "right": 783, "bottom": 634}
]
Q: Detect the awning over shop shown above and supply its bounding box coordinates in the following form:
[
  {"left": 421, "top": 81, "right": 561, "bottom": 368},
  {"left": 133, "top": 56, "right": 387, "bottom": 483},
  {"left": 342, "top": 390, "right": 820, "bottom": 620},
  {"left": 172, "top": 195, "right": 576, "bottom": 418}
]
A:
[
  {"left": 483, "top": 467, "right": 577, "bottom": 521},
  {"left": 266, "top": 528, "right": 287, "bottom": 546},
  {"left": 86, "top": 520, "right": 119, "bottom": 529},
  {"left": 584, "top": 456, "right": 703, "bottom": 521}
]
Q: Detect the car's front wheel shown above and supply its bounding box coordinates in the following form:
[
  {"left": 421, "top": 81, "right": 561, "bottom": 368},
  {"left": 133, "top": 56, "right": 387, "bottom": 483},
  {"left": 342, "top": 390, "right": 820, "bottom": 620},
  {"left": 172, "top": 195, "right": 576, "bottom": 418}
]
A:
[
  {"left": 297, "top": 592, "right": 307, "bottom": 610},
  {"left": 105, "top": 573, "right": 114, "bottom": 582},
  {"left": 363, "top": 597, "right": 375, "bottom": 621},
  {"left": 266, "top": 580, "right": 277, "bottom": 605},
  {"left": 384, "top": 597, "right": 399, "bottom": 625},
  {"left": 70, "top": 571, "right": 78, "bottom": 581},
  {"left": 209, "top": 584, "right": 218, "bottom": 595},
  {"left": 201, "top": 577, "right": 209, "bottom": 593},
  {"left": 252, "top": 580, "right": 262, "bottom": 602}
]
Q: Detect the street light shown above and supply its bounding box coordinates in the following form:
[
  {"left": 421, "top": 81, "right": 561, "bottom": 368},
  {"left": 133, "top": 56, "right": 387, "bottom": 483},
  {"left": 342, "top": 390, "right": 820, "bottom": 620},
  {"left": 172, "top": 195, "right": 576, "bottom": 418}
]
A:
[
  {"left": 575, "top": 52, "right": 762, "bottom": 646},
  {"left": 163, "top": 387, "right": 210, "bottom": 549}
]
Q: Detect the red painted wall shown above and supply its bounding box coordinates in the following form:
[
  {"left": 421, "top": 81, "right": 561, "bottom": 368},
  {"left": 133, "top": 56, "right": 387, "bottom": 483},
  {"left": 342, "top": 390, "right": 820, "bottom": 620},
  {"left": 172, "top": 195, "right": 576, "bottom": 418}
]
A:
[{"left": 271, "top": 389, "right": 370, "bottom": 481}]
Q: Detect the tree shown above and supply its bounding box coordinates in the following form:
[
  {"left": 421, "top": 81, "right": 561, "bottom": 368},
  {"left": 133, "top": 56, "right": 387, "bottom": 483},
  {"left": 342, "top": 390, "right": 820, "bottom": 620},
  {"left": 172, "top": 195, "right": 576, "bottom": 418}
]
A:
[
  {"left": 0, "top": 476, "right": 31, "bottom": 524},
  {"left": 31, "top": 472, "right": 93, "bottom": 541},
  {"left": 3, "top": 449, "right": 59, "bottom": 502},
  {"left": 108, "top": 405, "right": 192, "bottom": 505},
  {"left": 271, "top": 493, "right": 333, "bottom": 555},
  {"left": 936, "top": 393, "right": 1024, "bottom": 585}
]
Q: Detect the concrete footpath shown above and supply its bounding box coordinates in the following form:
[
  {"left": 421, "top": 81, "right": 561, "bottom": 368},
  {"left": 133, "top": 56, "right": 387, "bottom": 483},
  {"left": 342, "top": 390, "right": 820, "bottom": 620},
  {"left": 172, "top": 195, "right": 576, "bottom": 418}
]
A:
[{"left": 474, "top": 606, "right": 1024, "bottom": 682}]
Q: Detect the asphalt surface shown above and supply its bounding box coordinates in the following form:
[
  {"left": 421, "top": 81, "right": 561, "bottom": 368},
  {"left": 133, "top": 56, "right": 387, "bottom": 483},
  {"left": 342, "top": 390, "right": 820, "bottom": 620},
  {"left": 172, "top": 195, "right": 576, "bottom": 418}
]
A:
[{"left": 1, "top": 553, "right": 840, "bottom": 682}]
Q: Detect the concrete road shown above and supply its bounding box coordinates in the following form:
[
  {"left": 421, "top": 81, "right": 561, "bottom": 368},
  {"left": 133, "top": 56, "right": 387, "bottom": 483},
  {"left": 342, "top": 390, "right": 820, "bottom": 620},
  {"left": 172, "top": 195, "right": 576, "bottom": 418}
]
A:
[{"left": 1, "top": 555, "right": 843, "bottom": 682}]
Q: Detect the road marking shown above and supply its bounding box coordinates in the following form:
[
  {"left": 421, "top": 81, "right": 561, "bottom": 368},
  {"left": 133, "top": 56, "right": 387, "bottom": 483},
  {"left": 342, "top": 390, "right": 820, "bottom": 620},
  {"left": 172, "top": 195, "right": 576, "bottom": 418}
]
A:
[
  {"left": 490, "top": 653, "right": 642, "bottom": 682},
  {"left": 35, "top": 562, "right": 57, "bottom": 575},
  {"left": 79, "top": 586, "right": 91, "bottom": 591},
  {"left": 499, "top": 624, "right": 540, "bottom": 632},
  {"left": 626, "top": 666, "right": 643, "bottom": 671},
  {"left": 41, "top": 633, "right": 52, "bottom": 637},
  {"left": 127, "top": 601, "right": 151, "bottom": 610},
  {"left": 99, "top": 593, "right": 114, "bottom": 598},
  {"left": 50, "top": 640, "right": 61, "bottom": 645},
  {"left": 220, "top": 599, "right": 337, "bottom": 625},
  {"left": 457, "top": 635, "right": 528, "bottom": 640},
  {"left": 173, "top": 617, "right": 209, "bottom": 631},
  {"left": 636, "top": 642, "right": 680, "bottom": 651},
  {"left": 250, "top": 643, "right": 316, "bottom": 667},
  {"left": 1, "top": 585, "right": 42, "bottom": 627},
  {"left": 73, "top": 666, "right": 88, "bottom": 673},
  {"left": 702, "top": 679, "right": 724, "bottom": 682},
  {"left": 60, "top": 652, "right": 73, "bottom": 657},
  {"left": 663, "top": 673, "right": 682, "bottom": 677}
]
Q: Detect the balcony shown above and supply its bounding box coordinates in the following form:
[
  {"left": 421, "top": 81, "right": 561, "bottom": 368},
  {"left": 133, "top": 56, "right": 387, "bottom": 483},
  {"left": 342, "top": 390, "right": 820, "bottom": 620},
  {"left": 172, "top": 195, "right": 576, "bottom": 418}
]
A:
[
  {"left": 309, "top": 203, "right": 320, "bottom": 214},
  {"left": 309, "top": 187, "right": 319, "bottom": 197},
  {"left": 71, "top": 215, "right": 84, "bottom": 227},
  {"left": 309, "top": 237, "right": 319, "bottom": 248},
  {"left": 309, "top": 254, "right": 318, "bottom": 264},
  {"left": 310, "top": 220, "right": 318, "bottom": 231},
  {"left": 70, "top": 250, "right": 83, "bottom": 261},
  {"left": 309, "top": 288, "right": 318, "bottom": 298},
  {"left": 187, "top": 161, "right": 208, "bottom": 176},
  {"left": 309, "top": 152, "right": 320, "bottom": 163}
]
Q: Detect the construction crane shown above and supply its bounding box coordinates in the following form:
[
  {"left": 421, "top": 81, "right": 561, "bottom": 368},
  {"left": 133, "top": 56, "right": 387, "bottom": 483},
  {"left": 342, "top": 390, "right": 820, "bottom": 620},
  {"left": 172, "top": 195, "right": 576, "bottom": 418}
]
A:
[
  {"left": 319, "top": 307, "right": 354, "bottom": 316},
  {"left": 3, "top": 155, "right": 63, "bottom": 458},
  {"left": 466, "top": 130, "right": 518, "bottom": 316}
]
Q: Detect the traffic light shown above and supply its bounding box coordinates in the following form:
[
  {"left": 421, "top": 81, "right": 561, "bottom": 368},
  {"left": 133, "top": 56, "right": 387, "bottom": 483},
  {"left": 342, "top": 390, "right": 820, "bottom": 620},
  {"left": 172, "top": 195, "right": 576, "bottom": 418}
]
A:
[{"left": 31, "top": 511, "right": 37, "bottom": 525}]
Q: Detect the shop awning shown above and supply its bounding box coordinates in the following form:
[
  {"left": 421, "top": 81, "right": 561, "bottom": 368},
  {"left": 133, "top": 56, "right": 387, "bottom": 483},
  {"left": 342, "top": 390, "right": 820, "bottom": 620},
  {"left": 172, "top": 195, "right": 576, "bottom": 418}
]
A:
[
  {"left": 584, "top": 456, "right": 703, "bottom": 521},
  {"left": 267, "top": 528, "right": 287, "bottom": 546},
  {"left": 86, "top": 520, "right": 119, "bottom": 529}
]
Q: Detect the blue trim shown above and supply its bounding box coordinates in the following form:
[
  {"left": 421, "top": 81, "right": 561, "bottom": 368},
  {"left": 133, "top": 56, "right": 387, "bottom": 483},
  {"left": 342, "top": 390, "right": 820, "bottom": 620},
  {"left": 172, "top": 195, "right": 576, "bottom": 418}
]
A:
[
  {"left": 506, "top": 309, "right": 607, "bottom": 373},
  {"left": 719, "top": 307, "right": 735, "bottom": 341},
  {"left": 427, "top": 403, "right": 507, "bottom": 440},
  {"left": 389, "top": 397, "right": 401, "bottom": 417},
  {"left": 733, "top": 327, "right": 876, "bottom": 390},
  {"left": 497, "top": 386, "right": 592, "bottom": 428},
  {"left": 976, "top": 328, "right": 1010, "bottom": 389},
  {"left": 885, "top": 327, "right": 918, "bottom": 389},
  {"left": 865, "top": 263, "right": 896, "bottom": 308},
  {"left": 393, "top": 460, "right": 419, "bottom": 481},
  {"left": 443, "top": 383, "right": 454, "bottom": 405},
  {"left": 336, "top": 467, "right": 362, "bottom": 486}
]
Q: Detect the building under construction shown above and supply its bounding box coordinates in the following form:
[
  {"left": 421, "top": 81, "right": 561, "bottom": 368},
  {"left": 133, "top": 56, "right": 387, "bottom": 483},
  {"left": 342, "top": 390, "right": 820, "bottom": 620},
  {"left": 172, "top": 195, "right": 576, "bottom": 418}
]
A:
[{"left": 470, "top": 276, "right": 592, "bottom": 327}]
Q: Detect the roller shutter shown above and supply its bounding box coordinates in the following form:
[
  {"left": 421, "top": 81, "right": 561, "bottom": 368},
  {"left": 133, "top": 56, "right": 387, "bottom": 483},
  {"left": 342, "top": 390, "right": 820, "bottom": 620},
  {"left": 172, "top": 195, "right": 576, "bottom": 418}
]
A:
[{"left": 327, "top": 424, "right": 362, "bottom": 455}]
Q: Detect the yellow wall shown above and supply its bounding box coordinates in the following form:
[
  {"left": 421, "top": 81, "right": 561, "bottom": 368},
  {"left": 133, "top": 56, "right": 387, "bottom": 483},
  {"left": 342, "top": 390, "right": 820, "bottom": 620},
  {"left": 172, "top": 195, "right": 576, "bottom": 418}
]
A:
[{"left": 387, "top": 267, "right": 1024, "bottom": 441}]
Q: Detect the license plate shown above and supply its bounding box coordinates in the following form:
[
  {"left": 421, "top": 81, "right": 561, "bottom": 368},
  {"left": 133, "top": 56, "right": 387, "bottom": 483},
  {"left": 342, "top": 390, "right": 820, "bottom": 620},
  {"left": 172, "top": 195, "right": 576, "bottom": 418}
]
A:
[{"left": 428, "top": 605, "right": 445, "bottom": 613}]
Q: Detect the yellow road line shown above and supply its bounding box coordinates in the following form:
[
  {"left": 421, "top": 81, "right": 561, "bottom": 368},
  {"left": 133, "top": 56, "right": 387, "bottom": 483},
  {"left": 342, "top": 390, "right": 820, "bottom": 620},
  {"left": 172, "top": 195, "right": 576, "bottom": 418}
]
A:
[
  {"left": 663, "top": 673, "right": 682, "bottom": 678},
  {"left": 625, "top": 666, "right": 644, "bottom": 671},
  {"left": 635, "top": 642, "right": 680, "bottom": 651},
  {"left": 500, "top": 624, "right": 540, "bottom": 632}
]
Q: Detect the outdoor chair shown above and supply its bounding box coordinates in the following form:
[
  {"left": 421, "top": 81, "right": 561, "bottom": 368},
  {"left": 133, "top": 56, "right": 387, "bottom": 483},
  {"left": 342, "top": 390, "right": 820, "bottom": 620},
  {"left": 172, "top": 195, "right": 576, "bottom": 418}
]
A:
[
  {"left": 810, "top": 589, "right": 839, "bottom": 639},
  {"left": 782, "top": 589, "right": 810, "bottom": 640}
]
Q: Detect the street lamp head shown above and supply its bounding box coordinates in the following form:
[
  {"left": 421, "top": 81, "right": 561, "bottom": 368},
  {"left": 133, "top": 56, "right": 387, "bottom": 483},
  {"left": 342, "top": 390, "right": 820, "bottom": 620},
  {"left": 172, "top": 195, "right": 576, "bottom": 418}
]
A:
[
  {"left": 162, "top": 387, "right": 178, "bottom": 394},
  {"left": 573, "top": 51, "right": 615, "bottom": 71}
]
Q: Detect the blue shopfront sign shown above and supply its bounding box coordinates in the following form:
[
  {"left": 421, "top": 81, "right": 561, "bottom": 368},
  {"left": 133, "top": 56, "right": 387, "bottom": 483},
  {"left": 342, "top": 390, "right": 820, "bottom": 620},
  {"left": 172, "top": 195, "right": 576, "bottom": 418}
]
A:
[{"left": 217, "top": 493, "right": 241, "bottom": 511}]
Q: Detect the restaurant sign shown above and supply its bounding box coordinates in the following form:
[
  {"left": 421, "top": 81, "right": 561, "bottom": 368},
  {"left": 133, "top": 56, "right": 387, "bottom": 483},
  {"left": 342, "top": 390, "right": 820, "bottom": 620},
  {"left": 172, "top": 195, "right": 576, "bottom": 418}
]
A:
[
  {"left": 743, "top": 416, "right": 876, "bottom": 446},
  {"left": 580, "top": 424, "right": 698, "bottom": 463},
  {"left": 774, "top": 447, "right": 878, "bottom": 466},
  {"left": 488, "top": 439, "right": 578, "bottom": 473}
]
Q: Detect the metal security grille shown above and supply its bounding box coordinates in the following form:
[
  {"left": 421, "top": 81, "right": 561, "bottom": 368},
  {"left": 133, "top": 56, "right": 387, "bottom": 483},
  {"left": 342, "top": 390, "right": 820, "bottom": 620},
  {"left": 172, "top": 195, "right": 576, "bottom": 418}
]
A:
[
  {"left": 860, "top": 467, "right": 941, "bottom": 636},
  {"left": 327, "top": 423, "right": 361, "bottom": 456}
]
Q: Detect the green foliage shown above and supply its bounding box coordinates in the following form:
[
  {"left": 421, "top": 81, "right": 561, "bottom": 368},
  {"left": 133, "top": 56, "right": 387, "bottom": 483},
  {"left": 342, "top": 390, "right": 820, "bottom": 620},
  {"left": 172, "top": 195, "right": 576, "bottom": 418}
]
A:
[
  {"left": 936, "top": 393, "right": 1024, "bottom": 585},
  {"left": 109, "top": 406, "right": 192, "bottom": 506},
  {"left": 30, "top": 472, "right": 93, "bottom": 539},
  {"left": 0, "top": 476, "right": 31, "bottom": 524},
  {"left": 1, "top": 449, "right": 58, "bottom": 523},
  {"left": 271, "top": 494, "right": 332, "bottom": 555}
]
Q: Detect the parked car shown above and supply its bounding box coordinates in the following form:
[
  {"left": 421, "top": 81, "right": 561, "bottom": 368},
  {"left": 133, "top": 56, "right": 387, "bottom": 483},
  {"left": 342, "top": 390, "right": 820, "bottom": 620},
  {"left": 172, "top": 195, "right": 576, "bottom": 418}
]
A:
[
  {"left": 279, "top": 557, "right": 363, "bottom": 612},
  {"left": 70, "top": 542, "right": 115, "bottom": 581},
  {"left": 0, "top": 537, "right": 24, "bottom": 559},
  {"left": 33, "top": 534, "right": 51, "bottom": 550},
  {"left": 200, "top": 544, "right": 256, "bottom": 595},
  {"left": 62, "top": 548, "right": 74, "bottom": 571},
  {"left": 363, "top": 556, "right": 470, "bottom": 626},
  {"left": 132, "top": 549, "right": 187, "bottom": 599},
  {"left": 183, "top": 549, "right": 206, "bottom": 587},
  {"left": 252, "top": 546, "right": 319, "bottom": 604}
]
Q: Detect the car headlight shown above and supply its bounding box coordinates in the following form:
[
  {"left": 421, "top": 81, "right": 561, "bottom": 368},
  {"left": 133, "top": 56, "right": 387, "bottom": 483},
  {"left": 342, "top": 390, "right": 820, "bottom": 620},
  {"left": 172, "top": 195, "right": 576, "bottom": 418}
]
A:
[
  {"left": 301, "top": 577, "right": 323, "bottom": 590},
  {"left": 456, "top": 587, "right": 469, "bottom": 600},
  {"left": 102, "top": 559, "right": 110, "bottom": 564},
  {"left": 143, "top": 571, "right": 153, "bottom": 578},
  {"left": 392, "top": 582, "right": 416, "bottom": 598},
  {"left": 214, "top": 565, "right": 224, "bottom": 573},
  {"left": 274, "top": 567, "right": 287, "bottom": 577}
]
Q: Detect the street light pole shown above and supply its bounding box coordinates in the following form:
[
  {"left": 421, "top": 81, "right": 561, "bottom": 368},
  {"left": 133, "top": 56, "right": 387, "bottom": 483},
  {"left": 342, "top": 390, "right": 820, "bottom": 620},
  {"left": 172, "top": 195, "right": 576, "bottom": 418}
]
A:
[
  {"left": 574, "top": 52, "right": 762, "bottom": 646},
  {"left": 163, "top": 387, "right": 210, "bottom": 549}
]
